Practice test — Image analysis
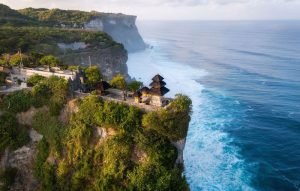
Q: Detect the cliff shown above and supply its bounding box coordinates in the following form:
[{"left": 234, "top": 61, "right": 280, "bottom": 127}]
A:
[
  {"left": 0, "top": 91, "right": 192, "bottom": 191},
  {"left": 0, "top": 3, "right": 146, "bottom": 78},
  {"left": 18, "top": 7, "right": 146, "bottom": 52},
  {"left": 84, "top": 14, "right": 146, "bottom": 52},
  {"left": 0, "top": 26, "right": 129, "bottom": 80}
]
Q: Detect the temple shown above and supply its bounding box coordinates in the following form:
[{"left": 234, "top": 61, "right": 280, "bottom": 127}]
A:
[{"left": 133, "top": 74, "right": 170, "bottom": 107}]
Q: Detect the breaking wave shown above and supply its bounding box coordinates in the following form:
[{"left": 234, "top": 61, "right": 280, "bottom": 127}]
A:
[{"left": 127, "top": 40, "right": 254, "bottom": 191}]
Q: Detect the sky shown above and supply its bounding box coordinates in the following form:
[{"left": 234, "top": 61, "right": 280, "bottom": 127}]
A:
[{"left": 1, "top": 0, "right": 300, "bottom": 20}]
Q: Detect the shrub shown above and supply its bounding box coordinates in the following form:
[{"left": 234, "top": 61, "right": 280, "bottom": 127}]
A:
[
  {"left": 0, "top": 72, "right": 7, "bottom": 86},
  {"left": 32, "top": 111, "right": 64, "bottom": 155},
  {"left": 84, "top": 66, "right": 102, "bottom": 86},
  {"left": 27, "top": 74, "right": 46, "bottom": 87},
  {"left": 0, "top": 112, "right": 29, "bottom": 152},
  {"left": 142, "top": 94, "right": 192, "bottom": 141},
  {"left": 34, "top": 138, "right": 50, "bottom": 179},
  {"left": 0, "top": 167, "right": 17, "bottom": 191},
  {"left": 128, "top": 80, "right": 143, "bottom": 92},
  {"left": 40, "top": 55, "right": 60, "bottom": 67},
  {"left": 9, "top": 53, "right": 30, "bottom": 66},
  {"left": 1, "top": 90, "right": 34, "bottom": 113},
  {"left": 110, "top": 74, "right": 127, "bottom": 90}
]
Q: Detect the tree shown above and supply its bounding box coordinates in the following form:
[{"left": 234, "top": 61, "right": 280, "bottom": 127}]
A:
[
  {"left": 128, "top": 80, "right": 143, "bottom": 92},
  {"left": 0, "top": 54, "right": 10, "bottom": 66},
  {"left": 1, "top": 90, "right": 34, "bottom": 113},
  {"left": 0, "top": 112, "right": 29, "bottom": 152},
  {"left": 0, "top": 167, "right": 18, "bottom": 191},
  {"left": 9, "top": 53, "right": 30, "bottom": 66},
  {"left": 40, "top": 55, "right": 60, "bottom": 67},
  {"left": 84, "top": 66, "right": 102, "bottom": 86},
  {"left": 27, "top": 74, "right": 46, "bottom": 87},
  {"left": 110, "top": 74, "right": 127, "bottom": 90},
  {"left": 110, "top": 74, "right": 127, "bottom": 100},
  {"left": 142, "top": 94, "right": 192, "bottom": 141},
  {"left": 68, "top": 65, "right": 79, "bottom": 71}
]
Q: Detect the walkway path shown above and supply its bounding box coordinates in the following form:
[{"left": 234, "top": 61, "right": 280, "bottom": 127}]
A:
[{"left": 75, "top": 88, "right": 160, "bottom": 112}]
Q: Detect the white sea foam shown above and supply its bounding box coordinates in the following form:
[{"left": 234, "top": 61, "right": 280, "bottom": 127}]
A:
[{"left": 127, "top": 40, "right": 253, "bottom": 191}]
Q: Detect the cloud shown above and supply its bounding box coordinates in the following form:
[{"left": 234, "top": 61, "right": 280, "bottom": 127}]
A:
[
  {"left": 1, "top": 0, "right": 300, "bottom": 20},
  {"left": 98, "top": 0, "right": 298, "bottom": 7},
  {"left": 2, "top": 0, "right": 297, "bottom": 8}
]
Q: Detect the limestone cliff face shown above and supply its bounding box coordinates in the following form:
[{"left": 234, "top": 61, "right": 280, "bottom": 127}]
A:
[
  {"left": 84, "top": 14, "right": 146, "bottom": 52},
  {"left": 171, "top": 138, "right": 187, "bottom": 165},
  {"left": 57, "top": 44, "right": 129, "bottom": 80}
]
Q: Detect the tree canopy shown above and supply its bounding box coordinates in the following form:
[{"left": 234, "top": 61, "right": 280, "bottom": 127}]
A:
[
  {"left": 142, "top": 94, "right": 192, "bottom": 141},
  {"left": 128, "top": 80, "right": 143, "bottom": 92},
  {"left": 84, "top": 66, "right": 102, "bottom": 86},
  {"left": 39, "top": 55, "right": 60, "bottom": 67},
  {"left": 110, "top": 74, "right": 127, "bottom": 90}
]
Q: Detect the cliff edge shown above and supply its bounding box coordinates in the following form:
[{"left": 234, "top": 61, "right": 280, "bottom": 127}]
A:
[
  {"left": 85, "top": 13, "right": 146, "bottom": 52},
  {"left": 17, "top": 7, "right": 147, "bottom": 52}
]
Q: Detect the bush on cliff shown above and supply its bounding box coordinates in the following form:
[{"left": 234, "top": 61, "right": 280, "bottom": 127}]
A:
[
  {"left": 84, "top": 66, "right": 102, "bottom": 86},
  {"left": 0, "top": 90, "right": 34, "bottom": 113},
  {"left": 0, "top": 112, "right": 29, "bottom": 152},
  {"left": 0, "top": 71, "right": 7, "bottom": 85},
  {"left": 1, "top": 76, "right": 68, "bottom": 114},
  {"left": 39, "top": 55, "right": 61, "bottom": 67},
  {"left": 27, "top": 74, "right": 46, "bottom": 87},
  {"left": 142, "top": 94, "right": 192, "bottom": 141},
  {"left": 0, "top": 167, "right": 18, "bottom": 191},
  {"left": 128, "top": 80, "right": 143, "bottom": 92},
  {"left": 30, "top": 94, "right": 190, "bottom": 191},
  {"left": 110, "top": 74, "right": 127, "bottom": 90}
]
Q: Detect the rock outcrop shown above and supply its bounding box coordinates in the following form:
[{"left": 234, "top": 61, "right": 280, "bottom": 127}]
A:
[
  {"left": 59, "top": 46, "right": 129, "bottom": 80},
  {"left": 84, "top": 14, "right": 146, "bottom": 52},
  {"left": 171, "top": 138, "right": 187, "bottom": 165},
  {"left": 0, "top": 129, "right": 42, "bottom": 191}
]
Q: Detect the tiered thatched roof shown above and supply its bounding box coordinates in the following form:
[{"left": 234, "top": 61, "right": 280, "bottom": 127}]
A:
[{"left": 149, "top": 74, "right": 169, "bottom": 96}]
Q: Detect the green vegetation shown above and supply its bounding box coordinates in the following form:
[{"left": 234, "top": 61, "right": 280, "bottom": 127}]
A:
[
  {"left": 0, "top": 4, "right": 38, "bottom": 27},
  {"left": 84, "top": 66, "right": 103, "bottom": 86},
  {"left": 0, "top": 71, "right": 7, "bottom": 85},
  {"left": 0, "top": 27, "right": 118, "bottom": 55},
  {"left": 0, "top": 53, "right": 70, "bottom": 69},
  {"left": 0, "top": 112, "right": 30, "bottom": 152},
  {"left": 40, "top": 55, "right": 60, "bottom": 67},
  {"left": 28, "top": 94, "right": 190, "bottom": 191},
  {"left": 19, "top": 7, "right": 101, "bottom": 27},
  {"left": 1, "top": 76, "right": 69, "bottom": 114},
  {"left": 110, "top": 74, "right": 127, "bottom": 90},
  {"left": 128, "top": 80, "right": 143, "bottom": 92},
  {"left": 27, "top": 74, "right": 46, "bottom": 87},
  {"left": 0, "top": 80, "right": 191, "bottom": 190},
  {"left": 0, "top": 167, "right": 18, "bottom": 191},
  {"left": 0, "top": 90, "right": 35, "bottom": 113},
  {"left": 8, "top": 53, "right": 30, "bottom": 66},
  {"left": 143, "top": 94, "right": 192, "bottom": 141}
]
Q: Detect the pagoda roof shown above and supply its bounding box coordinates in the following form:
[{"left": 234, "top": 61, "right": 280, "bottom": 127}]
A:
[
  {"left": 140, "top": 86, "right": 150, "bottom": 93},
  {"left": 149, "top": 81, "right": 166, "bottom": 88},
  {"left": 150, "top": 86, "right": 170, "bottom": 96},
  {"left": 152, "top": 74, "right": 164, "bottom": 82}
]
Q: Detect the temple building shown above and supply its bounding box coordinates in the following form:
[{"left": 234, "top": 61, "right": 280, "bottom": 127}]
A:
[{"left": 133, "top": 74, "right": 170, "bottom": 107}]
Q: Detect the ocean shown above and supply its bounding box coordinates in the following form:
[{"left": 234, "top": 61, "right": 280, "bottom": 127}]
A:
[{"left": 127, "top": 21, "right": 300, "bottom": 191}]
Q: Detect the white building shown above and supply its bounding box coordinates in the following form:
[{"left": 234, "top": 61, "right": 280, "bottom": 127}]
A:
[{"left": 10, "top": 67, "right": 76, "bottom": 83}]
